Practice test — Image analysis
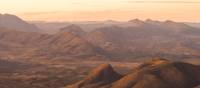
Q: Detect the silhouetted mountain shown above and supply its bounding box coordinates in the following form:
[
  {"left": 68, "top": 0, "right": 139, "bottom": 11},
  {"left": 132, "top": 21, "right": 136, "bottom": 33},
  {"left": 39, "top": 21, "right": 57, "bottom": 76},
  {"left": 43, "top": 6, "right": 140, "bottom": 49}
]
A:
[
  {"left": 67, "top": 58, "right": 200, "bottom": 88},
  {"left": 129, "top": 19, "right": 145, "bottom": 25},
  {"left": 0, "top": 13, "right": 41, "bottom": 32}
]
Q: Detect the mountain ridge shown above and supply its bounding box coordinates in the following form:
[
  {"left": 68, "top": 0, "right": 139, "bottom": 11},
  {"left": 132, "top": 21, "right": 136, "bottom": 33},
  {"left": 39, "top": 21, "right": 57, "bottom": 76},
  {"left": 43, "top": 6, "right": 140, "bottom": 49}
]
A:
[{"left": 66, "top": 58, "right": 200, "bottom": 88}]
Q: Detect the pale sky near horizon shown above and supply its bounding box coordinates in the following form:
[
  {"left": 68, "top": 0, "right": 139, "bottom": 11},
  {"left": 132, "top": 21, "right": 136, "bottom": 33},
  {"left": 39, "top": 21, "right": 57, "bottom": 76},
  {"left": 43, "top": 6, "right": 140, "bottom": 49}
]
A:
[{"left": 0, "top": 0, "right": 200, "bottom": 22}]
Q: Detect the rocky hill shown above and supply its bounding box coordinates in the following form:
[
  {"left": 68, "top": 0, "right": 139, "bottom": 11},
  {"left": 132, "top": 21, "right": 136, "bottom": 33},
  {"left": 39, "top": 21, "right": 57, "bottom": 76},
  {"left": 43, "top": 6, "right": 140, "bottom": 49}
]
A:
[{"left": 66, "top": 58, "right": 200, "bottom": 88}]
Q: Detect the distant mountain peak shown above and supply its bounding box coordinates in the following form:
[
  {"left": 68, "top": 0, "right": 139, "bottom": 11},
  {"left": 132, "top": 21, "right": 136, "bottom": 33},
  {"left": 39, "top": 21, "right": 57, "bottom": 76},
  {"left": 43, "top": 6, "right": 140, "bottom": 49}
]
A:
[
  {"left": 145, "top": 18, "right": 153, "bottom": 21},
  {"left": 165, "top": 20, "right": 175, "bottom": 23},
  {"left": 105, "top": 20, "right": 117, "bottom": 22},
  {"left": 0, "top": 13, "right": 26, "bottom": 23},
  {"left": 129, "top": 19, "right": 143, "bottom": 23},
  {"left": 61, "top": 24, "right": 82, "bottom": 30},
  {"left": 145, "top": 19, "right": 165, "bottom": 25},
  {"left": 0, "top": 13, "right": 42, "bottom": 33},
  {"left": 60, "top": 24, "right": 86, "bottom": 36},
  {"left": 1, "top": 13, "right": 18, "bottom": 17}
]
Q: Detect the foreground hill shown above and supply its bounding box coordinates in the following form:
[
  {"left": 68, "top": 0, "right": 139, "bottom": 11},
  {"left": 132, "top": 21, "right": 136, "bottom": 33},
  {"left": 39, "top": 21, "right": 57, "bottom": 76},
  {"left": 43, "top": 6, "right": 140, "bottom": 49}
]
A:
[{"left": 66, "top": 58, "right": 200, "bottom": 88}]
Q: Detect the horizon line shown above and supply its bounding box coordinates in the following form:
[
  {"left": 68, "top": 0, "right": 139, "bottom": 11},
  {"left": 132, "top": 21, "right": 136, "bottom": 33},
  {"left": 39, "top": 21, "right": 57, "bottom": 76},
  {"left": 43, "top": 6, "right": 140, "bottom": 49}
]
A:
[{"left": 27, "top": 19, "right": 200, "bottom": 23}]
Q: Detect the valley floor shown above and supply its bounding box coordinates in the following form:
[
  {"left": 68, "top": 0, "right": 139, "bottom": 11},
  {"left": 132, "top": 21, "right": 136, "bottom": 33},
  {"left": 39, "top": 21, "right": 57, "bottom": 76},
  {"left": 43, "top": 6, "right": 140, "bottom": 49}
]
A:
[{"left": 0, "top": 56, "right": 140, "bottom": 88}]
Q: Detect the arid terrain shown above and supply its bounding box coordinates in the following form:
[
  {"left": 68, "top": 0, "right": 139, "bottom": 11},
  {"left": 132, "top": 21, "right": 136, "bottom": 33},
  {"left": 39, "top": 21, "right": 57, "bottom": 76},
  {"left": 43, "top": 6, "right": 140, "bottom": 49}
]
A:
[
  {"left": 67, "top": 58, "right": 200, "bottom": 88},
  {"left": 0, "top": 14, "right": 200, "bottom": 88}
]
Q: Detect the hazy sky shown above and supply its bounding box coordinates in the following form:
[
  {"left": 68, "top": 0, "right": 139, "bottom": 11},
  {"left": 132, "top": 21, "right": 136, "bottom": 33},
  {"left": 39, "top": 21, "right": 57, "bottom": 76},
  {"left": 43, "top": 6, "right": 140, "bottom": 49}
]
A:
[{"left": 0, "top": 0, "right": 200, "bottom": 22}]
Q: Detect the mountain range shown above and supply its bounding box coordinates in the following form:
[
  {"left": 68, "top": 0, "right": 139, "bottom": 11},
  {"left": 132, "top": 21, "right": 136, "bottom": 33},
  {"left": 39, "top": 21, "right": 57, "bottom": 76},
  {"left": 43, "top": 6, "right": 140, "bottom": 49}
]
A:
[
  {"left": 0, "top": 14, "right": 200, "bottom": 60},
  {"left": 0, "top": 13, "right": 200, "bottom": 88},
  {"left": 85, "top": 19, "right": 200, "bottom": 59}
]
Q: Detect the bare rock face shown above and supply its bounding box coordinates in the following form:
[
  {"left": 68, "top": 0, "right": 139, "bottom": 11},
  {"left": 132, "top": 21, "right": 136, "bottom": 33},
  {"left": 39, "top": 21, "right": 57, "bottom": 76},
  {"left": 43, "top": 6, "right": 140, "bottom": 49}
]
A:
[{"left": 67, "top": 58, "right": 200, "bottom": 88}]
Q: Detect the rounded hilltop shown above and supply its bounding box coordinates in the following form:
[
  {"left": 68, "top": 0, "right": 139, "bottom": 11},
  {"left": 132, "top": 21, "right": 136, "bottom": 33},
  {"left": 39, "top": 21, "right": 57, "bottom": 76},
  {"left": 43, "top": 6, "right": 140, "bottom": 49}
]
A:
[{"left": 66, "top": 57, "right": 200, "bottom": 88}]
